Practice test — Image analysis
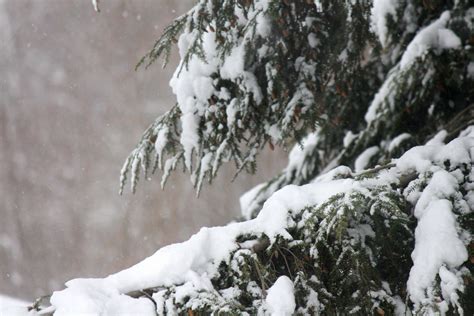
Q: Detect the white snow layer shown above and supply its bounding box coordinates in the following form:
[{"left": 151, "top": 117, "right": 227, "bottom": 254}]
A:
[
  {"left": 47, "top": 130, "right": 473, "bottom": 315},
  {"left": 388, "top": 133, "right": 411, "bottom": 152},
  {"left": 50, "top": 181, "right": 359, "bottom": 315},
  {"left": 265, "top": 276, "right": 296, "bottom": 316},
  {"left": 284, "top": 131, "right": 320, "bottom": 181},
  {"left": 239, "top": 182, "right": 266, "bottom": 219},
  {"left": 399, "top": 136, "right": 474, "bottom": 311},
  {"left": 365, "top": 10, "right": 461, "bottom": 124},
  {"left": 354, "top": 146, "right": 379, "bottom": 172},
  {"left": 239, "top": 131, "right": 320, "bottom": 219},
  {"left": 371, "top": 0, "right": 399, "bottom": 47},
  {"left": 169, "top": 30, "right": 218, "bottom": 170},
  {"left": 364, "top": 66, "right": 398, "bottom": 123},
  {"left": 91, "top": 0, "right": 99, "bottom": 13},
  {"left": 400, "top": 11, "right": 461, "bottom": 69},
  {"left": 0, "top": 295, "right": 31, "bottom": 316}
]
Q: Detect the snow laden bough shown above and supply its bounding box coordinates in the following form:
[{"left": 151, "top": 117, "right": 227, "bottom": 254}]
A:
[
  {"left": 118, "top": 0, "right": 378, "bottom": 195},
  {"left": 25, "top": 129, "right": 473, "bottom": 315},
  {"left": 118, "top": 0, "right": 474, "bottom": 201}
]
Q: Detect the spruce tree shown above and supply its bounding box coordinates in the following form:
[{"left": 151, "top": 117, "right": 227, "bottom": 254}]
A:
[{"left": 28, "top": 0, "right": 473, "bottom": 315}]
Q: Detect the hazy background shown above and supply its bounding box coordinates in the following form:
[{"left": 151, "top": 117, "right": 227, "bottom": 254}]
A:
[{"left": 0, "top": 0, "right": 286, "bottom": 300}]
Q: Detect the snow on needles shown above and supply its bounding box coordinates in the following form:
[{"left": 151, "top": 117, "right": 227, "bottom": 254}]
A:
[
  {"left": 397, "top": 135, "right": 474, "bottom": 312},
  {"left": 50, "top": 181, "right": 359, "bottom": 315},
  {"left": 265, "top": 276, "right": 296, "bottom": 316},
  {"left": 365, "top": 10, "right": 461, "bottom": 124},
  {"left": 46, "top": 129, "right": 473, "bottom": 315},
  {"left": 170, "top": 30, "right": 218, "bottom": 170},
  {"left": 168, "top": 0, "right": 271, "bottom": 172},
  {"left": 91, "top": 0, "right": 99, "bottom": 13},
  {"left": 354, "top": 146, "right": 379, "bottom": 172},
  {"left": 371, "top": 0, "right": 399, "bottom": 47},
  {"left": 400, "top": 11, "right": 461, "bottom": 69}
]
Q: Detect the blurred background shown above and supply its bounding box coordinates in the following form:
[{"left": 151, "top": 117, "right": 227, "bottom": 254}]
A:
[{"left": 0, "top": 0, "right": 286, "bottom": 300}]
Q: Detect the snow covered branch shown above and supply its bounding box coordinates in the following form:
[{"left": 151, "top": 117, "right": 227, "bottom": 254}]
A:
[{"left": 33, "top": 127, "right": 474, "bottom": 315}]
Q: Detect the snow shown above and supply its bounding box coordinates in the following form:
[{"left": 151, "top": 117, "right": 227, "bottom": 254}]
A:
[
  {"left": 265, "top": 276, "right": 296, "bottom": 316},
  {"left": 197, "top": 152, "right": 213, "bottom": 191},
  {"left": 91, "top": 0, "right": 99, "bottom": 13},
  {"left": 169, "top": 31, "right": 219, "bottom": 170},
  {"left": 426, "top": 129, "right": 448, "bottom": 146},
  {"left": 50, "top": 280, "right": 156, "bottom": 316},
  {"left": 354, "top": 146, "right": 379, "bottom": 172},
  {"left": 0, "top": 295, "right": 31, "bottom": 316},
  {"left": 371, "top": 0, "right": 399, "bottom": 47},
  {"left": 343, "top": 131, "right": 357, "bottom": 148},
  {"left": 437, "top": 28, "right": 462, "bottom": 48},
  {"left": 220, "top": 44, "right": 245, "bottom": 80},
  {"left": 400, "top": 11, "right": 461, "bottom": 69},
  {"left": 285, "top": 131, "right": 319, "bottom": 179},
  {"left": 396, "top": 135, "right": 474, "bottom": 174},
  {"left": 366, "top": 10, "right": 461, "bottom": 124},
  {"left": 308, "top": 33, "right": 318, "bottom": 48},
  {"left": 161, "top": 154, "right": 178, "bottom": 188},
  {"left": 439, "top": 266, "right": 464, "bottom": 313},
  {"left": 240, "top": 182, "right": 266, "bottom": 219},
  {"left": 154, "top": 126, "right": 168, "bottom": 169},
  {"left": 468, "top": 61, "right": 474, "bottom": 79},
  {"left": 49, "top": 176, "right": 358, "bottom": 315},
  {"left": 226, "top": 98, "right": 238, "bottom": 129},
  {"left": 48, "top": 127, "right": 474, "bottom": 315},
  {"left": 364, "top": 67, "right": 397, "bottom": 123},
  {"left": 167, "top": 1, "right": 273, "bottom": 171},
  {"left": 266, "top": 124, "right": 283, "bottom": 143},
  {"left": 254, "top": 1, "right": 271, "bottom": 37},
  {"left": 413, "top": 171, "right": 458, "bottom": 218},
  {"left": 407, "top": 199, "right": 467, "bottom": 309},
  {"left": 388, "top": 133, "right": 411, "bottom": 152},
  {"left": 211, "top": 140, "right": 228, "bottom": 176},
  {"left": 393, "top": 133, "right": 473, "bottom": 312},
  {"left": 50, "top": 279, "right": 120, "bottom": 315}
]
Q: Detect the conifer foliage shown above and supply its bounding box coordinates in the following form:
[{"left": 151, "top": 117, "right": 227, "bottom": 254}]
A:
[
  {"left": 120, "top": 0, "right": 376, "bottom": 194},
  {"left": 28, "top": 0, "right": 473, "bottom": 315}
]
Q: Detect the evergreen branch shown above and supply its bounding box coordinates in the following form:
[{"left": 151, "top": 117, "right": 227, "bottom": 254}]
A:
[{"left": 136, "top": 14, "right": 188, "bottom": 70}]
